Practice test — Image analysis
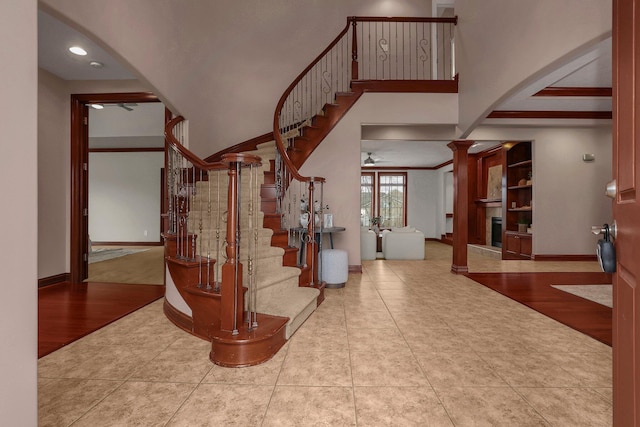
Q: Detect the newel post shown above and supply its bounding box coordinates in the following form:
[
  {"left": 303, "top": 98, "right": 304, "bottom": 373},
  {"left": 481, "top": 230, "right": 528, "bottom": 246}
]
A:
[
  {"left": 220, "top": 160, "right": 244, "bottom": 333},
  {"left": 447, "top": 140, "right": 474, "bottom": 274},
  {"left": 350, "top": 18, "right": 359, "bottom": 80},
  {"left": 305, "top": 180, "right": 319, "bottom": 285}
]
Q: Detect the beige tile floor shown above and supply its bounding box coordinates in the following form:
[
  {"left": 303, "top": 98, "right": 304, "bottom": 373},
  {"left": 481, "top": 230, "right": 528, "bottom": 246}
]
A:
[{"left": 38, "top": 242, "right": 612, "bottom": 426}]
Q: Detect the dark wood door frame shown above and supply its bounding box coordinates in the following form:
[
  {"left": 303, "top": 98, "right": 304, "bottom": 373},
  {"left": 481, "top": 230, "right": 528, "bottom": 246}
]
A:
[{"left": 70, "top": 92, "right": 159, "bottom": 283}]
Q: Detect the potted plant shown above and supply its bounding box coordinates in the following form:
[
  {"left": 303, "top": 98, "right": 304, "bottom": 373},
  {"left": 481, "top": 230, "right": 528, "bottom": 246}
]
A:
[
  {"left": 371, "top": 216, "right": 382, "bottom": 234},
  {"left": 517, "top": 217, "right": 529, "bottom": 233}
]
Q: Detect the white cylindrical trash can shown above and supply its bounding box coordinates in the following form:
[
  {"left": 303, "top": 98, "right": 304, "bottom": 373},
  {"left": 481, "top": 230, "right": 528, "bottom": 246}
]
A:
[{"left": 321, "top": 249, "right": 348, "bottom": 288}]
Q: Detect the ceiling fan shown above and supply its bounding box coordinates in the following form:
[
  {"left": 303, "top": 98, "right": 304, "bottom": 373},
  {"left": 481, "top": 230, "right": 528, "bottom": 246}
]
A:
[
  {"left": 110, "top": 102, "right": 138, "bottom": 111},
  {"left": 91, "top": 102, "right": 138, "bottom": 111},
  {"left": 363, "top": 152, "right": 385, "bottom": 166}
]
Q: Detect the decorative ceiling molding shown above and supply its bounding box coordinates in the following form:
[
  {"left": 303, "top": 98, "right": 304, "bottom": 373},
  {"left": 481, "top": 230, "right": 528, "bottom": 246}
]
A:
[
  {"left": 487, "top": 110, "right": 612, "bottom": 120},
  {"left": 360, "top": 160, "right": 453, "bottom": 171}
]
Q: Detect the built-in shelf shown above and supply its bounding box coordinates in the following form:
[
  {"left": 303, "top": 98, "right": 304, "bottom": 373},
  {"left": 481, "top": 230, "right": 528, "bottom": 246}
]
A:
[
  {"left": 508, "top": 159, "right": 532, "bottom": 168},
  {"left": 475, "top": 198, "right": 502, "bottom": 204},
  {"left": 503, "top": 141, "right": 533, "bottom": 260}
]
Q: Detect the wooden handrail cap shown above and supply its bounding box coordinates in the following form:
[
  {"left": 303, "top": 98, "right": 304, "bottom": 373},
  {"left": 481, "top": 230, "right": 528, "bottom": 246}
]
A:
[{"left": 221, "top": 152, "right": 262, "bottom": 166}]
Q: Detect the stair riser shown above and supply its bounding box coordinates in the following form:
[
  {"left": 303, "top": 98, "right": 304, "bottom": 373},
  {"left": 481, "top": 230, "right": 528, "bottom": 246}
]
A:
[
  {"left": 260, "top": 185, "right": 277, "bottom": 198},
  {"left": 255, "top": 276, "right": 300, "bottom": 296},
  {"left": 195, "top": 178, "right": 266, "bottom": 193},
  {"left": 261, "top": 199, "right": 277, "bottom": 213},
  {"left": 187, "top": 242, "right": 276, "bottom": 259},
  {"left": 297, "top": 266, "right": 312, "bottom": 286},
  {"left": 190, "top": 193, "right": 265, "bottom": 206},
  {"left": 263, "top": 215, "right": 282, "bottom": 230},
  {"left": 282, "top": 247, "right": 298, "bottom": 266},
  {"left": 187, "top": 215, "right": 268, "bottom": 227},
  {"left": 263, "top": 172, "right": 275, "bottom": 185},
  {"left": 301, "top": 126, "right": 323, "bottom": 139},
  {"left": 270, "top": 231, "right": 289, "bottom": 247}
]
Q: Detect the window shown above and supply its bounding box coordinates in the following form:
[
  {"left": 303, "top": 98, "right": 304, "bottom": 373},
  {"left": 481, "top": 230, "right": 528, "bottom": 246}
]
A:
[
  {"left": 360, "top": 172, "right": 375, "bottom": 226},
  {"left": 378, "top": 173, "right": 407, "bottom": 228},
  {"left": 360, "top": 172, "right": 407, "bottom": 228}
]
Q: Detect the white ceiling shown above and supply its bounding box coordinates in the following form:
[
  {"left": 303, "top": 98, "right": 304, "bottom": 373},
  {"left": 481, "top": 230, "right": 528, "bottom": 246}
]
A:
[
  {"left": 38, "top": 10, "right": 134, "bottom": 80},
  {"left": 362, "top": 39, "right": 612, "bottom": 168},
  {"left": 488, "top": 38, "right": 612, "bottom": 113},
  {"left": 38, "top": 9, "right": 612, "bottom": 167},
  {"left": 88, "top": 103, "right": 165, "bottom": 137},
  {"left": 361, "top": 140, "right": 501, "bottom": 168},
  {"left": 88, "top": 102, "right": 166, "bottom": 149}
]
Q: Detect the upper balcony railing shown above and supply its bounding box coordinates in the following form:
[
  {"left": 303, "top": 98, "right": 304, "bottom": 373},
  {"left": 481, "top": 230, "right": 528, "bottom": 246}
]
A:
[
  {"left": 275, "top": 16, "right": 457, "bottom": 147},
  {"left": 273, "top": 16, "right": 456, "bottom": 252},
  {"left": 351, "top": 17, "right": 457, "bottom": 81}
]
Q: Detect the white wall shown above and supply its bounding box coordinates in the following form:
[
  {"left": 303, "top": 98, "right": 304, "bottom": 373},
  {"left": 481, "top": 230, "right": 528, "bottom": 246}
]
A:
[
  {"left": 468, "top": 125, "right": 612, "bottom": 255},
  {"left": 38, "top": 69, "right": 70, "bottom": 279},
  {"left": 42, "top": 0, "right": 432, "bottom": 156},
  {"left": 37, "top": 73, "right": 151, "bottom": 279},
  {"left": 0, "top": 0, "right": 38, "bottom": 423},
  {"left": 442, "top": 168, "right": 454, "bottom": 234},
  {"left": 300, "top": 92, "right": 458, "bottom": 265},
  {"left": 89, "top": 152, "right": 164, "bottom": 243},
  {"left": 455, "top": 0, "right": 611, "bottom": 137},
  {"left": 407, "top": 170, "right": 440, "bottom": 238}
]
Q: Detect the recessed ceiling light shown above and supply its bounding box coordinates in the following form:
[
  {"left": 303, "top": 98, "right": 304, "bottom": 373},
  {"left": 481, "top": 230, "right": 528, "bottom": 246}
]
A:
[
  {"left": 69, "top": 46, "right": 87, "bottom": 56},
  {"left": 89, "top": 61, "right": 104, "bottom": 68},
  {"left": 89, "top": 104, "right": 104, "bottom": 110}
]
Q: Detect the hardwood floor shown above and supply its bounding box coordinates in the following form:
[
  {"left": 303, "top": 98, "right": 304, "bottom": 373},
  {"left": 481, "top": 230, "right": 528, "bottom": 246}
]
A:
[
  {"left": 38, "top": 282, "right": 165, "bottom": 358},
  {"left": 466, "top": 271, "right": 613, "bottom": 346}
]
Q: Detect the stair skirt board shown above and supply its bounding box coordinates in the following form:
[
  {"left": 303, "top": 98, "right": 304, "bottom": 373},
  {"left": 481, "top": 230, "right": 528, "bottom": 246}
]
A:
[
  {"left": 209, "top": 312, "right": 289, "bottom": 367},
  {"left": 164, "top": 290, "right": 319, "bottom": 367}
]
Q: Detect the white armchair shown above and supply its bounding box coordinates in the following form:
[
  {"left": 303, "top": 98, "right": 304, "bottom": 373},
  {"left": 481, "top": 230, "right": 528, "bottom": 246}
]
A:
[
  {"left": 381, "top": 227, "right": 425, "bottom": 260},
  {"left": 360, "top": 228, "right": 377, "bottom": 260}
]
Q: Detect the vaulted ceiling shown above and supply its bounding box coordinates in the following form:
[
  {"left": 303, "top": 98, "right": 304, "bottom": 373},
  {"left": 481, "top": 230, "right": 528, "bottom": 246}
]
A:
[{"left": 38, "top": 10, "right": 612, "bottom": 168}]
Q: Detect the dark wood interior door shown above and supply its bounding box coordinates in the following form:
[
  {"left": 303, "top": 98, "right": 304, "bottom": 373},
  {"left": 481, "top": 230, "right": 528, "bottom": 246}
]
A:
[
  {"left": 613, "top": 0, "right": 640, "bottom": 424},
  {"left": 70, "top": 92, "right": 159, "bottom": 283}
]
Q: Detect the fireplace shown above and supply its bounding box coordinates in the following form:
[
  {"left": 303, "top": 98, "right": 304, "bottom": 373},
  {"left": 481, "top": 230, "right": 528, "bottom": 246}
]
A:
[{"left": 491, "top": 217, "right": 502, "bottom": 248}]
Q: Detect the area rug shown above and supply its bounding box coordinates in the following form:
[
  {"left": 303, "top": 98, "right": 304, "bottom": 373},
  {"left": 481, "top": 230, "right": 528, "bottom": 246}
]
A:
[
  {"left": 89, "top": 248, "right": 149, "bottom": 264},
  {"left": 87, "top": 246, "right": 165, "bottom": 285},
  {"left": 551, "top": 284, "right": 612, "bottom": 308}
]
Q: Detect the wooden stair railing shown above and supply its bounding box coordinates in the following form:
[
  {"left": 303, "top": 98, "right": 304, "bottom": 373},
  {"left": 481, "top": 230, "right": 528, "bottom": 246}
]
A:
[
  {"left": 164, "top": 116, "right": 300, "bottom": 367},
  {"left": 161, "top": 16, "right": 459, "bottom": 368},
  {"left": 274, "top": 16, "right": 457, "bottom": 165},
  {"left": 272, "top": 17, "right": 457, "bottom": 274},
  {"left": 197, "top": 17, "right": 457, "bottom": 293},
  {"left": 205, "top": 138, "right": 323, "bottom": 297}
]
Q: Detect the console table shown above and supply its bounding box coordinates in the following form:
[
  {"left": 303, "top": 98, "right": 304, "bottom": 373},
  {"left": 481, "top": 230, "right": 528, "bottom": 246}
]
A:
[{"left": 290, "top": 226, "right": 346, "bottom": 264}]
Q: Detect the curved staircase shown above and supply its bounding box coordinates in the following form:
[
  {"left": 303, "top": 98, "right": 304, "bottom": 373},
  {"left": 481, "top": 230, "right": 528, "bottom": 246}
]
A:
[
  {"left": 163, "top": 16, "right": 457, "bottom": 367},
  {"left": 164, "top": 129, "right": 322, "bottom": 367}
]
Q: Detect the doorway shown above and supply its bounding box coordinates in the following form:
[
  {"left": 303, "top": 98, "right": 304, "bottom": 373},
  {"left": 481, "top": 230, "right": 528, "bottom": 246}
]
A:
[{"left": 70, "top": 92, "right": 162, "bottom": 283}]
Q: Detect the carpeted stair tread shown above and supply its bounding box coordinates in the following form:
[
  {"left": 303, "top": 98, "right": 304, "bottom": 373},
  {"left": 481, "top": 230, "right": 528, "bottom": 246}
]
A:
[
  {"left": 171, "top": 135, "right": 320, "bottom": 346},
  {"left": 247, "top": 146, "right": 276, "bottom": 158},
  {"left": 256, "top": 286, "right": 320, "bottom": 339},
  {"left": 254, "top": 266, "right": 301, "bottom": 291}
]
